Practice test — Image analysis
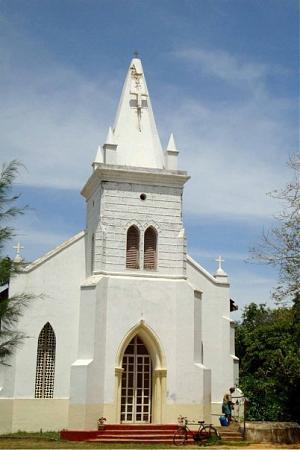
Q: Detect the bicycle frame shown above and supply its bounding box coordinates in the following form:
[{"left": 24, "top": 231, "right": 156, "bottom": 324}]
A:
[{"left": 174, "top": 416, "right": 221, "bottom": 446}]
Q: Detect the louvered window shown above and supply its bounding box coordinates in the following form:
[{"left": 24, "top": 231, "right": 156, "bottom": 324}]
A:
[
  {"left": 126, "top": 226, "right": 140, "bottom": 269},
  {"left": 144, "top": 227, "right": 157, "bottom": 270},
  {"left": 35, "top": 322, "right": 56, "bottom": 398}
]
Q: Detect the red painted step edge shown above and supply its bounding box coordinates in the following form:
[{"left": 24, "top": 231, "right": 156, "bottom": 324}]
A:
[
  {"left": 60, "top": 424, "right": 243, "bottom": 443},
  {"left": 61, "top": 425, "right": 178, "bottom": 442}
]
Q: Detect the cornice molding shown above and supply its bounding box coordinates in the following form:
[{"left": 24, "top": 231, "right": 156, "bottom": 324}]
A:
[{"left": 81, "top": 164, "right": 190, "bottom": 199}]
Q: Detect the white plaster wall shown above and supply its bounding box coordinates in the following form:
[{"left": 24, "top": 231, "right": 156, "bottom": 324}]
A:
[
  {"left": 0, "top": 235, "right": 86, "bottom": 399},
  {"left": 70, "top": 275, "right": 207, "bottom": 410},
  {"left": 186, "top": 259, "right": 234, "bottom": 403},
  {"left": 69, "top": 277, "right": 108, "bottom": 406},
  {"left": 86, "top": 185, "right": 102, "bottom": 276},
  {"left": 92, "top": 181, "right": 186, "bottom": 276}
]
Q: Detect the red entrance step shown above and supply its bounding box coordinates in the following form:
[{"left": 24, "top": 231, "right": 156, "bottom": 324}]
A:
[
  {"left": 61, "top": 423, "right": 244, "bottom": 444},
  {"left": 61, "top": 425, "right": 177, "bottom": 444}
]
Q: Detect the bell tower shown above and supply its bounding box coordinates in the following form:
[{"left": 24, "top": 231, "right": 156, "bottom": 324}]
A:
[{"left": 81, "top": 57, "right": 189, "bottom": 278}]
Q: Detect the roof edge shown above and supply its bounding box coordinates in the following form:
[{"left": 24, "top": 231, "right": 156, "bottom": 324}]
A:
[
  {"left": 187, "top": 255, "right": 230, "bottom": 286},
  {"left": 22, "top": 230, "right": 85, "bottom": 273}
]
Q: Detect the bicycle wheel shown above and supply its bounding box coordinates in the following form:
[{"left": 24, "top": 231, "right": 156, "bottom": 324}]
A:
[
  {"left": 173, "top": 427, "right": 187, "bottom": 446},
  {"left": 200, "top": 425, "right": 221, "bottom": 444}
]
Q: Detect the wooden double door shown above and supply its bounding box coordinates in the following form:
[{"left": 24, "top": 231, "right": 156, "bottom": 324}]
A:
[{"left": 121, "top": 336, "right": 152, "bottom": 423}]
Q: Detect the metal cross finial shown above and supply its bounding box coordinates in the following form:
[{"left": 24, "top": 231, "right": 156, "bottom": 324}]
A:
[
  {"left": 216, "top": 255, "right": 224, "bottom": 271},
  {"left": 130, "top": 57, "right": 147, "bottom": 131},
  {"left": 133, "top": 50, "right": 139, "bottom": 58}
]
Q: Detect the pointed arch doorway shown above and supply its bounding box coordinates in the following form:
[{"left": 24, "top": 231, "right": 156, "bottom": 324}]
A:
[
  {"left": 121, "top": 336, "right": 152, "bottom": 423},
  {"left": 115, "top": 321, "right": 167, "bottom": 424}
]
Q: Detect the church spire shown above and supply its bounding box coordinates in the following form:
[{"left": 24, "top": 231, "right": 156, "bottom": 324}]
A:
[
  {"left": 110, "top": 57, "right": 165, "bottom": 169},
  {"left": 165, "top": 133, "right": 179, "bottom": 170}
]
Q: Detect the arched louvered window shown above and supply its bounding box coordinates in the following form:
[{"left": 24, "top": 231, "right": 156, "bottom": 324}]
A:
[
  {"left": 126, "top": 225, "right": 140, "bottom": 269},
  {"left": 35, "top": 322, "right": 56, "bottom": 398},
  {"left": 144, "top": 227, "right": 157, "bottom": 270}
]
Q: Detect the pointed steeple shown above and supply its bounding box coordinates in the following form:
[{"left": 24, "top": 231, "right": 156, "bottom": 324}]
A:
[
  {"left": 104, "top": 126, "right": 114, "bottom": 145},
  {"left": 165, "top": 133, "right": 179, "bottom": 170},
  {"left": 167, "top": 133, "right": 177, "bottom": 151},
  {"left": 102, "top": 126, "right": 117, "bottom": 164},
  {"left": 94, "top": 145, "right": 103, "bottom": 165},
  {"left": 93, "top": 128, "right": 116, "bottom": 168},
  {"left": 111, "top": 57, "right": 165, "bottom": 169}
]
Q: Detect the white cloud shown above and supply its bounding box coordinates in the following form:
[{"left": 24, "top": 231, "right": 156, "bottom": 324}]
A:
[
  {"left": 230, "top": 270, "right": 277, "bottom": 319},
  {"left": 158, "top": 48, "right": 296, "bottom": 219},
  {"left": 173, "top": 48, "right": 268, "bottom": 85},
  {"left": 190, "top": 249, "right": 247, "bottom": 262},
  {"left": 1, "top": 73, "right": 117, "bottom": 189},
  {"left": 0, "top": 22, "right": 295, "bottom": 221},
  {"left": 0, "top": 17, "right": 118, "bottom": 189},
  {"left": 6, "top": 210, "right": 76, "bottom": 262}
]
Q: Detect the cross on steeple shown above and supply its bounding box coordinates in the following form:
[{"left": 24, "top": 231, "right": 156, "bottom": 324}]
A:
[
  {"left": 110, "top": 57, "right": 165, "bottom": 168},
  {"left": 130, "top": 63, "right": 148, "bottom": 131}
]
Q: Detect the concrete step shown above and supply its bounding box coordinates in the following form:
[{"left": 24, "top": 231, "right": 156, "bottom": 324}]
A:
[
  {"left": 89, "top": 439, "right": 176, "bottom": 443},
  {"left": 61, "top": 423, "right": 244, "bottom": 443},
  {"left": 90, "top": 434, "right": 176, "bottom": 439}
]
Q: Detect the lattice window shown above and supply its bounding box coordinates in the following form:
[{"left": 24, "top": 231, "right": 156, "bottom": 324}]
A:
[
  {"left": 143, "top": 227, "right": 157, "bottom": 270},
  {"left": 35, "top": 322, "right": 56, "bottom": 398},
  {"left": 126, "top": 226, "right": 140, "bottom": 269}
]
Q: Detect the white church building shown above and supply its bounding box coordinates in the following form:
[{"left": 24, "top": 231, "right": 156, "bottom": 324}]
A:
[{"left": 0, "top": 57, "right": 238, "bottom": 433}]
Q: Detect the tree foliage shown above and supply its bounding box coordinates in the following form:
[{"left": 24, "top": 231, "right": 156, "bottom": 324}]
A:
[
  {"left": 236, "top": 303, "right": 300, "bottom": 422},
  {"left": 0, "top": 161, "right": 30, "bottom": 364},
  {"left": 239, "top": 156, "right": 300, "bottom": 421},
  {"left": 251, "top": 154, "right": 300, "bottom": 304}
]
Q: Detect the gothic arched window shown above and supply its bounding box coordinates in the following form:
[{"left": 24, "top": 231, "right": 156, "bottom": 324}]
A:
[
  {"left": 35, "top": 322, "right": 56, "bottom": 398},
  {"left": 126, "top": 225, "right": 140, "bottom": 269},
  {"left": 144, "top": 227, "right": 157, "bottom": 270}
]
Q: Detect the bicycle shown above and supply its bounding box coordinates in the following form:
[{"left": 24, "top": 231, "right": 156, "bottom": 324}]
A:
[{"left": 173, "top": 416, "right": 221, "bottom": 446}]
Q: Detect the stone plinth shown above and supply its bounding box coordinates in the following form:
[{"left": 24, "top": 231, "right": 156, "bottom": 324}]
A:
[{"left": 245, "top": 421, "right": 300, "bottom": 444}]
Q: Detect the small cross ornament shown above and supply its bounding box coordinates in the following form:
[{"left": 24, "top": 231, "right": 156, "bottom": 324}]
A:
[
  {"left": 216, "top": 255, "right": 224, "bottom": 271},
  {"left": 13, "top": 241, "right": 24, "bottom": 262}
]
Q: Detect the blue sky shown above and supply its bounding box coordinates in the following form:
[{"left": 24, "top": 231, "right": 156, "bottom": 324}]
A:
[{"left": 1, "top": 0, "right": 299, "bottom": 318}]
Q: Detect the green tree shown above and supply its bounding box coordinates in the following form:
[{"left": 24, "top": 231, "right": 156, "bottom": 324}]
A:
[
  {"left": 0, "top": 161, "right": 30, "bottom": 364},
  {"left": 240, "top": 155, "right": 300, "bottom": 421},
  {"left": 236, "top": 303, "right": 300, "bottom": 422},
  {"left": 251, "top": 154, "right": 300, "bottom": 304}
]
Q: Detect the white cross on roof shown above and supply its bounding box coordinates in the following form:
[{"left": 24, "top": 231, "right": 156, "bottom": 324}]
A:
[
  {"left": 216, "top": 255, "right": 224, "bottom": 271},
  {"left": 13, "top": 241, "right": 24, "bottom": 262}
]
